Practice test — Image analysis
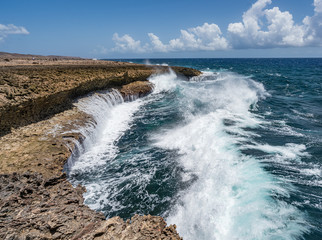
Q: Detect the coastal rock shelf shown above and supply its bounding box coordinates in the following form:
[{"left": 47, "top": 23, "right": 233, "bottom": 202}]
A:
[
  {"left": 0, "top": 56, "right": 200, "bottom": 239},
  {"left": 0, "top": 59, "right": 200, "bottom": 136},
  {"left": 0, "top": 172, "right": 181, "bottom": 239}
]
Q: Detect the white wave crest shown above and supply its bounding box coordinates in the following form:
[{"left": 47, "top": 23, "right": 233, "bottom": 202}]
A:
[{"left": 151, "top": 71, "right": 308, "bottom": 239}]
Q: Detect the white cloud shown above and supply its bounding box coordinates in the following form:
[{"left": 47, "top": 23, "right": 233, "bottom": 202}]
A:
[
  {"left": 302, "top": 0, "right": 322, "bottom": 46},
  {"left": 112, "top": 33, "right": 147, "bottom": 53},
  {"left": 166, "top": 23, "right": 229, "bottom": 51},
  {"left": 148, "top": 33, "right": 168, "bottom": 52},
  {"left": 228, "top": 0, "right": 322, "bottom": 48},
  {"left": 314, "top": 0, "right": 322, "bottom": 13},
  {"left": 113, "top": 23, "right": 228, "bottom": 53},
  {"left": 111, "top": 0, "right": 322, "bottom": 53},
  {"left": 0, "top": 24, "right": 29, "bottom": 41},
  {"left": 227, "top": 0, "right": 308, "bottom": 48}
]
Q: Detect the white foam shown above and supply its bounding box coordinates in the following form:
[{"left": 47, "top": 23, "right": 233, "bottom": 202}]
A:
[
  {"left": 76, "top": 104, "right": 141, "bottom": 171},
  {"left": 81, "top": 153, "right": 157, "bottom": 211},
  {"left": 300, "top": 168, "right": 322, "bottom": 177},
  {"left": 148, "top": 69, "right": 178, "bottom": 94},
  {"left": 292, "top": 109, "right": 315, "bottom": 118},
  {"left": 151, "top": 71, "right": 309, "bottom": 239},
  {"left": 67, "top": 90, "right": 143, "bottom": 172},
  {"left": 266, "top": 120, "right": 304, "bottom": 137},
  {"left": 155, "top": 63, "right": 169, "bottom": 66},
  {"left": 242, "top": 143, "right": 309, "bottom": 161},
  {"left": 65, "top": 70, "right": 310, "bottom": 239},
  {"left": 144, "top": 60, "right": 169, "bottom": 66}
]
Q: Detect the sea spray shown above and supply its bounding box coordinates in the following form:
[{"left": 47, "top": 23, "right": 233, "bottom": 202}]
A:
[
  {"left": 65, "top": 88, "right": 147, "bottom": 211},
  {"left": 65, "top": 89, "right": 126, "bottom": 170},
  {"left": 151, "top": 72, "right": 309, "bottom": 239},
  {"left": 66, "top": 66, "right": 312, "bottom": 239},
  {"left": 67, "top": 70, "right": 182, "bottom": 214},
  {"left": 101, "top": 58, "right": 322, "bottom": 238}
]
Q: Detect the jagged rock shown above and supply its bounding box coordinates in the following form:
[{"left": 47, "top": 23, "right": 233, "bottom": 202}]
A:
[
  {"left": 0, "top": 172, "right": 182, "bottom": 240},
  {"left": 0, "top": 106, "right": 90, "bottom": 178},
  {"left": 0, "top": 59, "right": 201, "bottom": 135},
  {"left": 82, "top": 215, "right": 182, "bottom": 240},
  {"left": 120, "top": 81, "right": 154, "bottom": 100},
  {"left": 0, "top": 172, "right": 104, "bottom": 239}
]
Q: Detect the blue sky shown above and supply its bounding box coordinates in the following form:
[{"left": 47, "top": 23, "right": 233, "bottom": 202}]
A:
[{"left": 1, "top": 0, "right": 322, "bottom": 58}]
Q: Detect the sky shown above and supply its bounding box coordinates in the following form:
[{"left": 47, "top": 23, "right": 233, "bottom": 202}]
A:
[{"left": 1, "top": 0, "right": 322, "bottom": 58}]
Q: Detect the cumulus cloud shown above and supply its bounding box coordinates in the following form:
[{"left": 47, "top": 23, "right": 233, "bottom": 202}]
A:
[
  {"left": 314, "top": 0, "right": 322, "bottom": 13},
  {"left": 0, "top": 24, "right": 29, "bottom": 41},
  {"left": 113, "top": 23, "right": 228, "bottom": 53},
  {"left": 112, "top": 33, "right": 147, "bottom": 53},
  {"left": 228, "top": 0, "right": 322, "bottom": 48},
  {"left": 302, "top": 0, "right": 322, "bottom": 46},
  {"left": 148, "top": 33, "right": 168, "bottom": 52},
  {"left": 167, "top": 23, "right": 229, "bottom": 51},
  {"left": 111, "top": 0, "right": 322, "bottom": 53},
  {"left": 227, "top": 0, "right": 306, "bottom": 48}
]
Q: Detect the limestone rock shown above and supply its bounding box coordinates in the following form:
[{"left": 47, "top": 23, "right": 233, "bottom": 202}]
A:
[
  {"left": 0, "top": 60, "right": 201, "bottom": 135},
  {"left": 120, "top": 81, "right": 154, "bottom": 100},
  {"left": 0, "top": 172, "right": 182, "bottom": 240},
  {"left": 83, "top": 215, "right": 182, "bottom": 239},
  {"left": 0, "top": 172, "right": 105, "bottom": 239}
]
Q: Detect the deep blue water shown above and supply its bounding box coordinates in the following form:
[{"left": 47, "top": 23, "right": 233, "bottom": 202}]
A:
[{"left": 68, "top": 58, "right": 322, "bottom": 240}]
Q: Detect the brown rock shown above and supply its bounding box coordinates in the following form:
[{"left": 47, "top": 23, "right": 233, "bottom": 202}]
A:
[
  {"left": 0, "top": 172, "right": 105, "bottom": 239},
  {"left": 0, "top": 59, "right": 201, "bottom": 136},
  {"left": 0, "top": 53, "right": 201, "bottom": 239},
  {"left": 0, "top": 106, "right": 91, "bottom": 178},
  {"left": 82, "top": 214, "right": 182, "bottom": 240},
  {"left": 0, "top": 172, "right": 182, "bottom": 240},
  {"left": 120, "top": 81, "right": 154, "bottom": 100}
]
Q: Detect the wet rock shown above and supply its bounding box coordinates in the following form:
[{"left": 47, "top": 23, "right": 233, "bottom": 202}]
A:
[{"left": 120, "top": 81, "right": 154, "bottom": 100}]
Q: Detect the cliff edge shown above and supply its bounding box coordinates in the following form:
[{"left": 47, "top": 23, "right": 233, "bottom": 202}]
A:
[
  {"left": 0, "top": 58, "right": 199, "bottom": 136},
  {"left": 0, "top": 55, "right": 201, "bottom": 239}
]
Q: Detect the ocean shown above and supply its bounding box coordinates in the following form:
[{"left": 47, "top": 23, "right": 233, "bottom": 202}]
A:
[{"left": 66, "top": 58, "right": 322, "bottom": 240}]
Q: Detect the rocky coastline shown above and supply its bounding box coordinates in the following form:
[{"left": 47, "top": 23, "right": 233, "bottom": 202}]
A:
[{"left": 0, "top": 54, "right": 201, "bottom": 239}]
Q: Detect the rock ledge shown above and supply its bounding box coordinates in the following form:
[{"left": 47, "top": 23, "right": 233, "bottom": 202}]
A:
[{"left": 0, "top": 56, "right": 200, "bottom": 239}]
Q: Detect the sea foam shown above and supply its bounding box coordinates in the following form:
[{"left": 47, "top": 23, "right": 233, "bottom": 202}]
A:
[
  {"left": 151, "top": 71, "right": 309, "bottom": 239},
  {"left": 66, "top": 70, "right": 310, "bottom": 240}
]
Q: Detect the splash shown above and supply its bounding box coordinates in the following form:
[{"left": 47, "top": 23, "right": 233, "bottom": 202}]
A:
[
  {"left": 151, "top": 72, "right": 309, "bottom": 239},
  {"left": 65, "top": 70, "right": 310, "bottom": 239},
  {"left": 65, "top": 89, "right": 143, "bottom": 173}
]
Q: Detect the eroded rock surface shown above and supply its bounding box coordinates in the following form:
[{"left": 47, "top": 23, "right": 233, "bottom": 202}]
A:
[
  {"left": 120, "top": 81, "right": 155, "bottom": 100},
  {"left": 0, "top": 172, "right": 104, "bottom": 239},
  {"left": 82, "top": 215, "right": 181, "bottom": 240},
  {"left": 0, "top": 80, "right": 155, "bottom": 178},
  {"left": 0, "top": 172, "right": 182, "bottom": 239},
  {"left": 0, "top": 106, "right": 90, "bottom": 178},
  {"left": 0, "top": 60, "right": 200, "bottom": 135}
]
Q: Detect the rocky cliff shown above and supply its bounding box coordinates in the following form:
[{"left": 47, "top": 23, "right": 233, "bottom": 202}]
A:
[
  {"left": 0, "top": 56, "right": 201, "bottom": 239},
  {"left": 0, "top": 59, "right": 199, "bottom": 136}
]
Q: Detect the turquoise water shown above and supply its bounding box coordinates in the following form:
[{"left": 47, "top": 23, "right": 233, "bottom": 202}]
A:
[{"left": 67, "top": 59, "right": 322, "bottom": 239}]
